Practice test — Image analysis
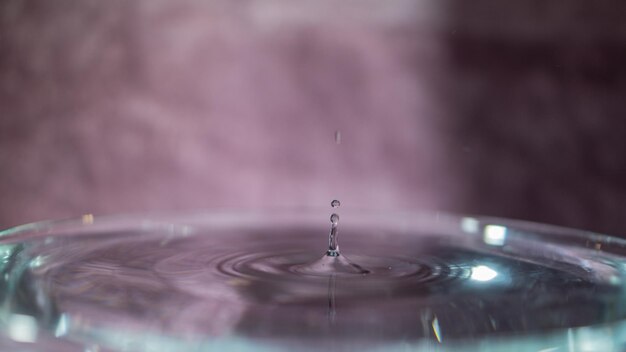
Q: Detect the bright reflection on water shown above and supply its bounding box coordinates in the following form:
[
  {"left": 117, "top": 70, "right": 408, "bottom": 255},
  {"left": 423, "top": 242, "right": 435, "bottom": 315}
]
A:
[{"left": 470, "top": 265, "right": 498, "bottom": 282}]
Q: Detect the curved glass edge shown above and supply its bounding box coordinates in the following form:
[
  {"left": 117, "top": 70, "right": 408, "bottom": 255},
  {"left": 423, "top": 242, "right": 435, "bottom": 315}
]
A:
[
  {"left": 47, "top": 314, "right": 626, "bottom": 352},
  {"left": 1, "top": 209, "right": 625, "bottom": 249}
]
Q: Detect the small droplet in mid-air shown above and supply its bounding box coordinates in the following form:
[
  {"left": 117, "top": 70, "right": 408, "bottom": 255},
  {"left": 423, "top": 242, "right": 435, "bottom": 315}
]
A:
[
  {"left": 331, "top": 199, "right": 340, "bottom": 208},
  {"left": 334, "top": 130, "right": 341, "bottom": 144}
]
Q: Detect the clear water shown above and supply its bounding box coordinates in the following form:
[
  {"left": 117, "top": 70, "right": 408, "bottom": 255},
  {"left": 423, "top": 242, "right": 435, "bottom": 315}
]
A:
[{"left": 0, "top": 212, "right": 626, "bottom": 351}]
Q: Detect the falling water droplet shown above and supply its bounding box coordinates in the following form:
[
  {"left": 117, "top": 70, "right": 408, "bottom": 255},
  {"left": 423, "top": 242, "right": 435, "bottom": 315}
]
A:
[
  {"left": 331, "top": 199, "right": 341, "bottom": 208},
  {"left": 334, "top": 130, "right": 341, "bottom": 144}
]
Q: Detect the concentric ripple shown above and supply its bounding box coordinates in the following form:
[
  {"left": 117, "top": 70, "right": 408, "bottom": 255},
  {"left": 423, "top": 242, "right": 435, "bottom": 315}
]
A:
[
  {"left": 152, "top": 241, "right": 469, "bottom": 286},
  {"left": 147, "top": 238, "right": 475, "bottom": 303}
]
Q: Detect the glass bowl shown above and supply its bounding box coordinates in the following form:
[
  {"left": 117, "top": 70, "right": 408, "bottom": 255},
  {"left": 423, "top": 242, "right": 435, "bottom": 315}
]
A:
[{"left": 0, "top": 209, "right": 624, "bottom": 351}]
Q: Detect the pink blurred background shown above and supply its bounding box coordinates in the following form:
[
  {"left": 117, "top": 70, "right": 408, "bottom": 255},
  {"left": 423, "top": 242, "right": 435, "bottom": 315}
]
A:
[{"left": 1, "top": 0, "right": 626, "bottom": 236}]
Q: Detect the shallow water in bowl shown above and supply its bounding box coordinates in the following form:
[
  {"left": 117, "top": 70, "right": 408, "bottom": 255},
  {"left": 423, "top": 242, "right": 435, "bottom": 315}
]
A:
[{"left": 1, "top": 216, "right": 625, "bottom": 351}]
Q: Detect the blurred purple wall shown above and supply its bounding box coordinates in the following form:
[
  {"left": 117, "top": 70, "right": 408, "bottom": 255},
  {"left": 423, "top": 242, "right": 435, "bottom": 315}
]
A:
[
  {"left": 445, "top": 1, "right": 626, "bottom": 235},
  {"left": 1, "top": 0, "right": 626, "bottom": 235}
]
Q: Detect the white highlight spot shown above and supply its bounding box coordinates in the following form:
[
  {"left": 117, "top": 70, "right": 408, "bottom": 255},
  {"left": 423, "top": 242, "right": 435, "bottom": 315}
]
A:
[
  {"left": 54, "top": 314, "right": 69, "bottom": 337},
  {"left": 537, "top": 347, "right": 560, "bottom": 352},
  {"left": 471, "top": 265, "right": 498, "bottom": 282},
  {"left": 85, "top": 345, "right": 100, "bottom": 352},
  {"left": 7, "top": 314, "right": 37, "bottom": 343},
  {"left": 460, "top": 217, "right": 479, "bottom": 234},
  {"left": 431, "top": 317, "right": 442, "bottom": 343},
  {"left": 483, "top": 225, "right": 507, "bottom": 246},
  {"left": 29, "top": 256, "right": 44, "bottom": 269}
]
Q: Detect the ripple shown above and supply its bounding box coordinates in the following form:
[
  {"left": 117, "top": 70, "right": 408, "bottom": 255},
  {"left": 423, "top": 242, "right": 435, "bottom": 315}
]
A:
[{"left": 154, "top": 245, "right": 470, "bottom": 287}]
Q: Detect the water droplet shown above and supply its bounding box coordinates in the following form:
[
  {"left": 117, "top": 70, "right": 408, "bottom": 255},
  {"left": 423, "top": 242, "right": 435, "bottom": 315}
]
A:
[
  {"left": 328, "top": 213, "right": 340, "bottom": 254},
  {"left": 330, "top": 213, "right": 339, "bottom": 227},
  {"left": 334, "top": 130, "right": 341, "bottom": 144},
  {"left": 289, "top": 200, "right": 368, "bottom": 275}
]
